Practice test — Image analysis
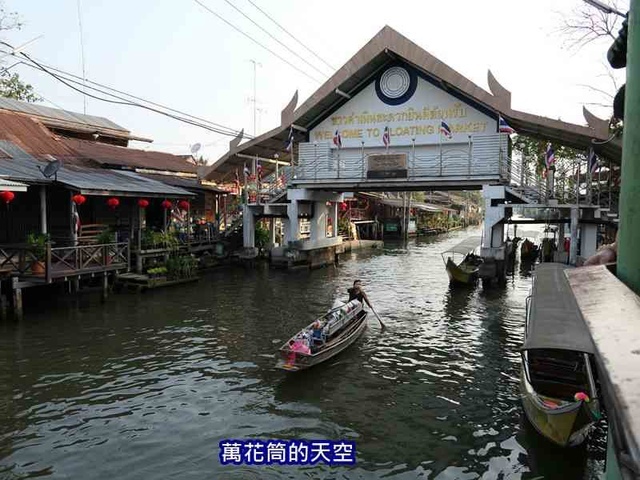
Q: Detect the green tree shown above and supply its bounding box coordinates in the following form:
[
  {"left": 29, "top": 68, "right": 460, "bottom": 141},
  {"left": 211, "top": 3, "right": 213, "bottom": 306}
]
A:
[{"left": 0, "top": 1, "right": 40, "bottom": 103}]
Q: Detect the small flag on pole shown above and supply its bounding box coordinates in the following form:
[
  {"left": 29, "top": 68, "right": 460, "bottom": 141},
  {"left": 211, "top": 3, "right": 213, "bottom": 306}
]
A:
[
  {"left": 243, "top": 163, "right": 250, "bottom": 176},
  {"left": 256, "top": 160, "right": 263, "bottom": 181},
  {"left": 382, "top": 126, "right": 390, "bottom": 147},
  {"left": 498, "top": 116, "right": 516, "bottom": 134},
  {"left": 333, "top": 129, "right": 342, "bottom": 149},
  {"left": 545, "top": 143, "right": 556, "bottom": 168},
  {"left": 588, "top": 148, "right": 599, "bottom": 174},
  {"left": 285, "top": 126, "right": 294, "bottom": 152},
  {"left": 440, "top": 120, "right": 453, "bottom": 139}
]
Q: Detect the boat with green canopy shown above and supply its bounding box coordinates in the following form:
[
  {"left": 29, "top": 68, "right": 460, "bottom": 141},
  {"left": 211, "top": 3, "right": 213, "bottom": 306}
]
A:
[
  {"left": 441, "top": 236, "right": 482, "bottom": 285},
  {"left": 520, "top": 263, "right": 601, "bottom": 447}
]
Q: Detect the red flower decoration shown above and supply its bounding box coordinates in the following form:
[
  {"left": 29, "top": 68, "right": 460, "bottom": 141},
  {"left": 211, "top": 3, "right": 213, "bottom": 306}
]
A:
[
  {"left": 138, "top": 199, "right": 150, "bottom": 208},
  {"left": 161, "top": 200, "right": 172, "bottom": 210},
  {"left": 178, "top": 200, "right": 190, "bottom": 211},
  {"left": 1, "top": 190, "right": 15, "bottom": 204},
  {"left": 107, "top": 197, "right": 120, "bottom": 209},
  {"left": 339, "top": 202, "right": 348, "bottom": 212},
  {"left": 72, "top": 194, "right": 86, "bottom": 205}
]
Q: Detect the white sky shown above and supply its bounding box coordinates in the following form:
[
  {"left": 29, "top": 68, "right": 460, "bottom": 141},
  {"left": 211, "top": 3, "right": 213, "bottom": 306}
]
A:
[{"left": 4, "top": 0, "right": 627, "bottom": 162}]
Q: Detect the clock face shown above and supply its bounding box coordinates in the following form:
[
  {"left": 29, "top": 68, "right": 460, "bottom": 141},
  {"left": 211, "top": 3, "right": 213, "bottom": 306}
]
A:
[{"left": 375, "top": 66, "right": 417, "bottom": 105}]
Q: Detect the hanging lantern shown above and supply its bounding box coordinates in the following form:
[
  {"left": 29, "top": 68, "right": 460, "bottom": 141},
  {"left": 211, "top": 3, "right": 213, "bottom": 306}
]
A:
[
  {"left": 72, "top": 194, "right": 86, "bottom": 205},
  {"left": 161, "top": 200, "right": 172, "bottom": 210},
  {"left": 1, "top": 190, "right": 15, "bottom": 204},
  {"left": 107, "top": 197, "right": 120, "bottom": 209},
  {"left": 339, "top": 202, "right": 348, "bottom": 212},
  {"left": 178, "top": 200, "right": 190, "bottom": 211},
  {"left": 138, "top": 198, "right": 150, "bottom": 208}
]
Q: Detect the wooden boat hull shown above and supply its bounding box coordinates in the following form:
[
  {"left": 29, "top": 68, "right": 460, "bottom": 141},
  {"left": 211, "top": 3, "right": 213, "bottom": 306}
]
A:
[
  {"left": 276, "top": 312, "right": 368, "bottom": 372},
  {"left": 445, "top": 258, "right": 478, "bottom": 285},
  {"left": 519, "top": 367, "right": 599, "bottom": 447}
]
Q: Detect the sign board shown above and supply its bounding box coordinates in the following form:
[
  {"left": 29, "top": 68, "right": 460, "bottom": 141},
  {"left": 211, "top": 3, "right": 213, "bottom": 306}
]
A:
[
  {"left": 367, "top": 153, "right": 407, "bottom": 179},
  {"left": 310, "top": 67, "right": 496, "bottom": 149}
]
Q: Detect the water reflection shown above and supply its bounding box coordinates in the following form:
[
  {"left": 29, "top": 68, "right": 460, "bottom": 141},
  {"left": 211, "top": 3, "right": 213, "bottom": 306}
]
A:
[{"left": 0, "top": 229, "right": 605, "bottom": 479}]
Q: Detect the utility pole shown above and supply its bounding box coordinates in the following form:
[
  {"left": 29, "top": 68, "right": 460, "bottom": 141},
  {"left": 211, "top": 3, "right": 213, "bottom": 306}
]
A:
[{"left": 248, "top": 59, "right": 262, "bottom": 137}]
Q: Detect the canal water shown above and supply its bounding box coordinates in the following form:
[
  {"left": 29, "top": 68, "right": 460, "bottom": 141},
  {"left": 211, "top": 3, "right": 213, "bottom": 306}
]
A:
[{"left": 0, "top": 229, "right": 606, "bottom": 479}]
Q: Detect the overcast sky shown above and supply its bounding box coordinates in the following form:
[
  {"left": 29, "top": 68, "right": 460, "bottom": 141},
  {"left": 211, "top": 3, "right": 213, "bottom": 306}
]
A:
[{"left": 4, "top": 0, "right": 627, "bottom": 162}]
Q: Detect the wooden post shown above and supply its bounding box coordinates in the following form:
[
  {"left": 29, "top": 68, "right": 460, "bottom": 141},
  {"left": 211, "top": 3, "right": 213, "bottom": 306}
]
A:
[
  {"left": 11, "top": 277, "right": 22, "bottom": 319},
  {"left": 0, "top": 279, "right": 7, "bottom": 320},
  {"left": 136, "top": 206, "right": 143, "bottom": 273},
  {"left": 72, "top": 277, "right": 80, "bottom": 293},
  {"left": 40, "top": 185, "right": 47, "bottom": 234},
  {"left": 101, "top": 272, "right": 108, "bottom": 302}
]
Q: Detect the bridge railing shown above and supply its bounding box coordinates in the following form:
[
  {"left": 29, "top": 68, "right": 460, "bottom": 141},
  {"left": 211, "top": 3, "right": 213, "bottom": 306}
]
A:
[{"left": 294, "top": 147, "right": 510, "bottom": 182}]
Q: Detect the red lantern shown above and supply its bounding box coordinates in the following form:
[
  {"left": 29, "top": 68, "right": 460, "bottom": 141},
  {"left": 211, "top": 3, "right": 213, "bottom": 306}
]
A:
[
  {"left": 339, "top": 202, "right": 348, "bottom": 212},
  {"left": 107, "top": 197, "right": 120, "bottom": 209},
  {"left": 178, "top": 200, "right": 190, "bottom": 211},
  {"left": 161, "top": 200, "right": 172, "bottom": 210},
  {"left": 72, "top": 194, "right": 86, "bottom": 205},
  {"left": 138, "top": 199, "right": 150, "bottom": 208},
  {"left": 1, "top": 190, "right": 15, "bottom": 204}
]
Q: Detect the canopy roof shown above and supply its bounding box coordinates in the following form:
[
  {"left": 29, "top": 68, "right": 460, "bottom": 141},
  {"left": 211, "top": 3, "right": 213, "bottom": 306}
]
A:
[
  {"left": 0, "top": 176, "right": 28, "bottom": 192},
  {"left": 442, "top": 236, "right": 482, "bottom": 255},
  {"left": 378, "top": 197, "right": 443, "bottom": 212},
  {"left": 206, "top": 25, "right": 620, "bottom": 181},
  {"left": 523, "top": 263, "right": 595, "bottom": 354}
]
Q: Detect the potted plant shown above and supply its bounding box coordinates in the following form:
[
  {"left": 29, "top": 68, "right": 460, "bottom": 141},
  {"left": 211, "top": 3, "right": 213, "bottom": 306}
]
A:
[
  {"left": 96, "top": 229, "right": 115, "bottom": 265},
  {"left": 26, "top": 232, "right": 49, "bottom": 275}
]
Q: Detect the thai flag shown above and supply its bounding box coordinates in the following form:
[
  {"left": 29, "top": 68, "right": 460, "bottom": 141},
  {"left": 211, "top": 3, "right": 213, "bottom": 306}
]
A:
[
  {"left": 333, "top": 129, "right": 342, "bottom": 149},
  {"left": 382, "top": 126, "right": 390, "bottom": 147},
  {"left": 256, "top": 160, "right": 263, "bottom": 180},
  {"left": 588, "top": 148, "right": 599, "bottom": 174},
  {"left": 284, "top": 126, "right": 294, "bottom": 152},
  {"left": 243, "top": 163, "right": 250, "bottom": 176},
  {"left": 440, "top": 120, "right": 452, "bottom": 139},
  {"left": 545, "top": 143, "right": 556, "bottom": 168},
  {"left": 498, "top": 116, "right": 516, "bottom": 134}
]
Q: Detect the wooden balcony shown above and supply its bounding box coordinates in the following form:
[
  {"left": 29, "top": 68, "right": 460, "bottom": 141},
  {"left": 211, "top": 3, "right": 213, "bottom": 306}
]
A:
[{"left": 0, "top": 242, "right": 130, "bottom": 286}]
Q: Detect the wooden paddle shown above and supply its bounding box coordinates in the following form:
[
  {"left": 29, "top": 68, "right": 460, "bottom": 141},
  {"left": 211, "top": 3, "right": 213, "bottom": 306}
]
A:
[{"left": 370, "top": 305, "right": 386, "bottom": 329}]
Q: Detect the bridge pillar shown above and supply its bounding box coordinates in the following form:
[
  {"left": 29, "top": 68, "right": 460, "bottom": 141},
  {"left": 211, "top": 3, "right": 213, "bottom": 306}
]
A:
[
  {"left": 309, "top": 201, "right": 327, "bottom": 243},
  {"left": 480, "top": 185, "right": 508, "bottom": 286},
  {"left": 330, "top": 202, "right": 338, "bottom": 238},
  {"left": 569, "top": 207, "right": 579, "bottom": 265},
  {"left": 580, "top": 223, "right": 598, "bottom": 261},
  {"left": 285, "top": 200, "right": 300, "bottom": 244},
  {"left": 242, "top": 204, "right": 255, "bottom": 249}
]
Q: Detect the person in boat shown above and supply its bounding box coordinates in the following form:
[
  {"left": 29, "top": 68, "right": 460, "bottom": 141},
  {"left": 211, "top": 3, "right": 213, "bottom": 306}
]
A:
[{"left": 347, "top": 280, "right": 373, "bottom": 309}]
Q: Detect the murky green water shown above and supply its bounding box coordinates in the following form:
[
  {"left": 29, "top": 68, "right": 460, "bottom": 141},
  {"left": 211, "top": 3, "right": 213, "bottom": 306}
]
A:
[{"left": 0, "top": 229, "right": 606, "bottom": 479}]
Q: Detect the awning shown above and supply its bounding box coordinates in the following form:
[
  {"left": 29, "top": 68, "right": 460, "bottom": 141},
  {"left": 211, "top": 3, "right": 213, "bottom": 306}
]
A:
[
  {"left": 523, "top": 263, "right": 595, "bottom": 354},
  {"left": 442, "top": 236, "right": 481, "bottom": 255},
  {"left": 379, "top": 197, "right": 443, "bottom": 212},
  {"left": 57, "top": 169, "right": 194, "bottom": 198},
  {"left": 0, "top": 177, "right": 28, "bottom": 192}
]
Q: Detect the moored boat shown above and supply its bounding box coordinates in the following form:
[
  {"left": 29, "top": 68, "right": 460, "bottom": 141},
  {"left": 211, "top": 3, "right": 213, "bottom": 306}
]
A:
[
  {"left": 276, "top": 300, "right": 368, "bottom": 372},
  {"left": 520, "top": 263, "right": 601, "bottom": 447},
  {"left": 441, "top": 236, "right": 482, "bottom": 285},
  {"left": 520, "top": 238, "right": 540, "bottom": 262}
]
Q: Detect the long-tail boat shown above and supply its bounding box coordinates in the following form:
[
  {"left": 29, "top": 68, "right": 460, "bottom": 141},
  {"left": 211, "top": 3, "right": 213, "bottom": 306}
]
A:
[
  {"left": 441, "top": 236, "right": 482, "bottom": 285},
  {"left": 520, "top": 263, "right": 601, "bottom": 447},
  {"left": 276, "top": 300, "right": 368, "bottom": 372}
]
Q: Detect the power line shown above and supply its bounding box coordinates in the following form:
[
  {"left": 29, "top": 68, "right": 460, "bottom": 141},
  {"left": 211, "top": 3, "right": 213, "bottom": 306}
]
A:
[
  {"left": 0, "top": 44, "right": 250, "bottom": 139},
  {"left": 245, "top": 0, "right": 335, "bottom": 72},
  {"left": 221, "top": 0, "right": 329, "bottom": 78},
  {"left": 17, "top": 53, "right": 244, "bottom": 137},
  {"left": 193, "top": 0, "right": 322, "bottom": 83}
]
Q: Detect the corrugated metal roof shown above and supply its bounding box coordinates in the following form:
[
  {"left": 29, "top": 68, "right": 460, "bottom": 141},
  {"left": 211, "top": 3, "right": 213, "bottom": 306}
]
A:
[
  {"left": 60, "top": 169, "right": 194, "bottom": 197},
  {"left": 140, "top": 172, "right": 230, "bottom": 193},
  {"left": 0, "top": 142, "right": 193, "bottom": 197},
  {"left": 0, "top": 177, "right": 28, "bottom": 191},
  {"left": 379, "top": 197, "right": 443, "bottom": 212},
  {"left": 0, "top": 97, "right": 128, "bottom": 133},
  {"left": 0, "top": 111, "right": 78, "bottom": 158},
  {"left": 61, "top": 137, "right": 198, "bottom": 173}
]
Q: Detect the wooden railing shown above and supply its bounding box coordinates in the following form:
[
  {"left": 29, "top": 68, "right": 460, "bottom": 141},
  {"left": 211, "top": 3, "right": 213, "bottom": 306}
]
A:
[{"left": 0, "top": 242, "right": 130, "bottom": 282}]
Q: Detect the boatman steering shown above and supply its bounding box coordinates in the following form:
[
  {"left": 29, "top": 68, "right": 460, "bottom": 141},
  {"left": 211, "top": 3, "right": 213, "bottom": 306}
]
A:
[{"left": 348, "top": 280, "right": 373, "bottom": 309}]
